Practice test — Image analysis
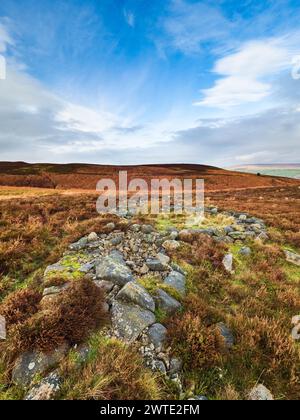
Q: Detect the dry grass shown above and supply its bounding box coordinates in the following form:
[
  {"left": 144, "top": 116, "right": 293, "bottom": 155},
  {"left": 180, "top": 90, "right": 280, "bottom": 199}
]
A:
[
  {"left": 0, "top": 192, "right": 122, "bottom": 299},
  {"left": 207, "top": 185, "right": 300, "bottom": 248},
  {"left": 59, "top": 335, "right": 162, "bottom": 400},
  {"left": 167, "top": 231, "right": 300, "bottom": 400}
]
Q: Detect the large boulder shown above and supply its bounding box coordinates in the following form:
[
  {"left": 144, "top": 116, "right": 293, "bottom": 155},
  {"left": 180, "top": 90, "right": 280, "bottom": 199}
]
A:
[
  {"left": 24, "top": 371, "right": 61, "bottom": 400},
  {"left": 164, "top": 271, "right": 186, "bottom": 296},
  {"left": 12, "top": 345, "right": 68, "bottom": 387},
  {"left": 111, "top": 302, "right": 156, "bottom": 342},
  {"left": 154, "top": 289, "right": 182, "bottom": 315},
  {"left": 96, "top": 255, "right": 134, "bottom": 286},
  {"left": 116, "top": 282, "right": 155, "bottom": 312}
]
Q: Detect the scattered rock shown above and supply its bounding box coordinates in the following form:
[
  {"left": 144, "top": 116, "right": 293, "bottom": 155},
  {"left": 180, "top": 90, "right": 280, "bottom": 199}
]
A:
[
  {"left": 96, "top": 255, "right": 134, "bottom": 286},
  {"left": 239, "top": 247, "right": 252, "bottom": 256},
  {"left": 43, "top": 284, "right": 69, "bottom": 297},
  {"left": 87, "top": 232, "right": 98, "bottom": 242},
  {"left": 141, "top": 224, "right": 155, "bottom": 234},
  {"left": 169, "top": 357, "right": 182, "bottom": 374},
  {"left": 222, "top": 254, "right": 234, "bottom": 273},
  {"left": 248, "top": 384, "right": 274, "bottom": 401},
  {"left": 24, "top": 371, "right": 61, "bottom": 400},
  {"left": 284, "top": 250, "right": 300, "bottom": 266},
  {"left": 164, "top": 271, "right": 186, "bottom": 296},
  {"left": 147, "top": 323, "right": 167, "bottom": 349},
  {"left": 117, "top": 282, "right": 155, "bottom": 312},
  {"left": 69, "top": 237, "right": 88, "bottom": 251},
  {"left": 12, "top": 344, "right": 68, "bottom": 387},
  {"left": 105, "top": 222, "right": 116, "bottom": 232},
  {"left": 152, "top": 360, "right": 167, "bottom": 375},
  {"left": 129, "top": 224, "right": 141, "bottom": 232},
  {"left": 111, "top": 301, "right": 156, "bottom": 342},
  {"left": 155, "top": 289, "right": 182, "bottom": 315}
]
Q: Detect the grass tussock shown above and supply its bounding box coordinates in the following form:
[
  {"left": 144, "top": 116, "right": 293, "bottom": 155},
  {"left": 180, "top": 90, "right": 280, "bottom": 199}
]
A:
[{"left": 59, "top": 335, "right": 162, "bottom": 400}]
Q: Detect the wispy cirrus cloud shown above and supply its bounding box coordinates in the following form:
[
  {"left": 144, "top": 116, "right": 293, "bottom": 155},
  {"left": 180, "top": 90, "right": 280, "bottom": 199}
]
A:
[
  {"left": 195, "top": 34, "right": 300, "bottom": 108},
  {"left": 157, "top": 0, "right": 231, "bottom": 55},
  {"left": 124, "top": 9, "right": 135, "bottom": 28}
]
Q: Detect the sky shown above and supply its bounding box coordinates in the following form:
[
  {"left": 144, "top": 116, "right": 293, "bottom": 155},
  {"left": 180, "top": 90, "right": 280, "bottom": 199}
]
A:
[{"left": 0, "top": 0, "right": 300, "bottom": 166}]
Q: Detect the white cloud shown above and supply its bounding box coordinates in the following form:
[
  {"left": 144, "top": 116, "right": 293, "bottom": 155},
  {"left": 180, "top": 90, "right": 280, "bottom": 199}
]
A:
[
  {"left": 124, "top": 10, "right": 135, "bottom": 28},
  {"left": 159, "top": 0, "right": 230, "bottom": 55},
  {"left": 195, "top": 36, "right": 300, "bottom": 108},
  {"left": 0, "top": 21, "right": 13, "bottom": 53}
]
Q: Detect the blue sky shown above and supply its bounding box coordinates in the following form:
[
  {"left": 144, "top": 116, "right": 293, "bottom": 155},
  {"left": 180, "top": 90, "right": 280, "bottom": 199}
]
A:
[{"left": 0, "top": 0, "right": 300, "bottom": 166}]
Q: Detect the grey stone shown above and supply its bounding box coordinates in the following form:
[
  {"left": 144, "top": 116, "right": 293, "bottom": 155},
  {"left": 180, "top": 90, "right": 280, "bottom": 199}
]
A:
[
  {"left": 24, "top": 372, "right": 61, "bottom": 400},
  {"left": 109, "top": 250, "right": 125, "bottom": 264},
  {"left": 155, "top": 289, "right": 182, "bottom": 315},
  {"left": 111, "top": 301, "right": 156, "bottom": 342},
  {"left": 69, "top": 237, "right": 88, "bottom": 251},
  {"left": 105, "top": 222, "right": 116, "bottom": 232},
  {"left": 130, "top": 224, "right": 141, "bottom": 232},
  {"left": 217, "top": 323, "right": 234, "bottom": 349},
  {"left": 191, "top": 396, "right": 208, "bottom": 401},
  {"left": 170, "top": 263, "right": 186, "bottom": 276},
  {"left": 146, "top": 253, "right": 170, "bottom": 271},
  {"left": 94, "top": 280, "right": 114, "bottom": 293},
  {"left": 222, "top": 254, "right": 234, "bottom": 273},
  {"left": 147, "top": 323, "right": 167, "bottom": 349},
  {"left": 284, "top": 250, "right": 300, "bottom": 266},
  {"left": 96, "top": 255, "right": 134, "bottom": 286},
  {"left": 43, "top": 284, "right": 69, "bottom": 297},
  {"left": 228, "top": 232, "right": 246, "bottom": 240},
  {"left": 224, "top": 226, "right": 234, "bottom": 234},
  {"left": 169, "top": 357, "right": 182, "bottom": 374},
  {"left": 79, "top": 261, "right": 95, "bottom": 273},
  {"left": 164, "top": 271, "right": 186, "bottom": 296},
  {"left": 141, "top": 224, "right": 155, "bottom": 234},
  {"left": 152, "top": 360, "right": 167, "bottom": 375},
  {"left": 44, "top": 263, "right": 67, "bottom": 277},
  {"left": 248, "top": 385, "right": 274, "bottom": 401},
  {"left": 117, "top": 282, "right": 155, "bottom": 312},
  {"left": 110, "top": 235, "right": 123, "bottom": 246},
  {"left": 87, "top": 232, "right": 98, "bottom": 242},
  {"left": 239, "top": 247, "right": 252, "bottom": 256},
  {"left": 12, "top": 344, "right": 68, "bottom": 387}
]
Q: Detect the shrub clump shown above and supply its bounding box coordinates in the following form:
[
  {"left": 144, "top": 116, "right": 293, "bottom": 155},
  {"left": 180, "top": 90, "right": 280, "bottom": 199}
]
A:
[
  {"left": 9, "top": 278, "right": 108, "bottom": 354},
  {"left": 167, "top": 311, "right": 225, "bottom": 371}
]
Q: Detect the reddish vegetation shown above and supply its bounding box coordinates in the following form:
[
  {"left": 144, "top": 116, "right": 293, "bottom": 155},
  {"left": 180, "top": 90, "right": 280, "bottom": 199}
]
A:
[
  {"left": 207, "top": 185, "right": 300, "bottom": 247},
  {"left": 0, "top": 162, "right": 299, "bottom": 191}
]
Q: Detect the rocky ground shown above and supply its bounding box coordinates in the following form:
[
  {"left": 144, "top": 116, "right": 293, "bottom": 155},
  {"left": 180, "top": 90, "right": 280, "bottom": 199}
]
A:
[{"left": 6, "top": 206, "right": 292, "bottom": 400}]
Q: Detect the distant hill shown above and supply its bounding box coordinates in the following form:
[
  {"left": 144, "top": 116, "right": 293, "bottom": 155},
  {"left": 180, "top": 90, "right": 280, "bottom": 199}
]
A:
[
  {"left": 230, "top": 164, "right": 300, "bottom": 179},
  {"left": 0, "top": 162, "right": 299, "bottom": 191}
]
